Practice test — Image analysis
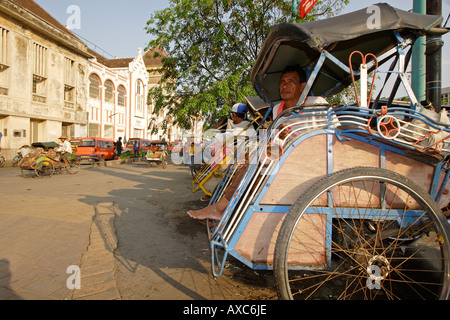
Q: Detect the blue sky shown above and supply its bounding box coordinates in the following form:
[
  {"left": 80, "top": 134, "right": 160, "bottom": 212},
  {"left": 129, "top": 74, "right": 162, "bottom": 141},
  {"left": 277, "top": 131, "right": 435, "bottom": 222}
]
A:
[
  {"left": 35, "top": 0, "right": 449, "bottom": 88},
  {"left": 34, "top": 0, "right": 170, "bottom": 58}
]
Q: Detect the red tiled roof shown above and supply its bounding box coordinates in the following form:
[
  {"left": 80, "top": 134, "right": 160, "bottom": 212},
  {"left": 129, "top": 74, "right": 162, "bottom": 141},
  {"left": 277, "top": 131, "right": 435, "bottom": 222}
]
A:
[
  {"left": 89, "top": 47, "right": 166, "bottom": 69},
  {"left": 143, "top": 47, "right": 167, "bottom": 68}
]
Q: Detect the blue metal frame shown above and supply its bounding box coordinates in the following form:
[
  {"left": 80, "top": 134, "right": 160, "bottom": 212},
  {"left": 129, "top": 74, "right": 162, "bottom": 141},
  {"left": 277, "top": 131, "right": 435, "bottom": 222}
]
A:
[
  {"left": 208, "top": 29, "right": 450, "bottom": 277},
  {"left": 209, "top": 104, "right": 450, "bottom": 276}
]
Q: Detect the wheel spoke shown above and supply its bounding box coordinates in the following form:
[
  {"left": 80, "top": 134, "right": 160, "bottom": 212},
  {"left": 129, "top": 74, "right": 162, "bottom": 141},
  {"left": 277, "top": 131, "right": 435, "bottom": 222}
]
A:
[{"left": 275, "top": 167, "right": 450, "bottom": 300}]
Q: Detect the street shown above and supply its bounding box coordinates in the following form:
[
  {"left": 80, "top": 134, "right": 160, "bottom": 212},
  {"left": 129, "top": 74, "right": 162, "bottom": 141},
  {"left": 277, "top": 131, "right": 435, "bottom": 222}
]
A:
[{"left": 0, "top": 160, "right": 276, "bottom": 300}]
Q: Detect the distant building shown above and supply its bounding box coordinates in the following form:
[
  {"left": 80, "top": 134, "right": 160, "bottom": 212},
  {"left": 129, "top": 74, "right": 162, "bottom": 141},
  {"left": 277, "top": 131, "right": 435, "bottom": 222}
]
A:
[
  {"left": 0, "top": 0, "right": 91, "bottom": 158},
  {"left": 0, "top": 0, "right": 202, "bottom": 159},
  {"left": 87, "top": 48, "right": 150, "bottom": 141},
  {"left": 87, "top": 47, "right": 201, "bottom": 142},
  {"left": 442, "top": 87, "right": 450, "bottom": 106}
]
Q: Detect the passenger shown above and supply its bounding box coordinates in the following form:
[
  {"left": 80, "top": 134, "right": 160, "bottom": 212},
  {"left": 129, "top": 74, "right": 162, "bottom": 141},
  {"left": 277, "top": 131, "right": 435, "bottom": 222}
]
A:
[
  {"left": 199, "top": 103, "right": 257, "bottom": 202},
  {"left": 187, "top": 103, "right": 258, "bottom": 219},
  {"left": 18, "top": 145, "right": 31, "bottom": 158},
  {"left": 187, "top": 65, "right": 326, "bottom": 221},
  {"left": 206, "top": 103, "right": 257, "bottom": 166}
]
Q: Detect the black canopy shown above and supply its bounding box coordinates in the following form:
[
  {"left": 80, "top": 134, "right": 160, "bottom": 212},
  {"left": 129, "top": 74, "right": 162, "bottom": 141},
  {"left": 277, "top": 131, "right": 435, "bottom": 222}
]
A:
[{"left": 251, "top": 3, "right": 445, "bottom": 102}]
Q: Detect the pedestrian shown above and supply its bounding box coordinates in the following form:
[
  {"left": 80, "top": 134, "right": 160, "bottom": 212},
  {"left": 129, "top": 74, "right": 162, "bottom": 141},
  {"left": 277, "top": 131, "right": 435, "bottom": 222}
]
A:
[
  {"left": 133, "top": 140, "right": 139, "bottom": 158},
  {"left": 116, "top": 137, "right": 123, "bottom": 158}
]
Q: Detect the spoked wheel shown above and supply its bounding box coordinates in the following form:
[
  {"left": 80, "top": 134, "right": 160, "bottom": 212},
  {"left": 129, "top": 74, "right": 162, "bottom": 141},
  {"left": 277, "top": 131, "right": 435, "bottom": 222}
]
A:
[
  {"left": 66, "top": 158, "right": 80, "bottom": 174},
  {"left": 12, "top": 155, "right": 21, "bottom": 167},
  {"left": 34, "top": 160, "right": 54, "bottom": 177},
  {"left": 190, "top": 164, "right": 202, "bottom": 178},
  {"left": 21, "top": 168, "right": 34, "bottom": 178},
  {"left": 0, "top": 155, "right": 5, "bottom": 167},
  {"left": 274, "top": 167, "right": 450, "bottom": 300}
]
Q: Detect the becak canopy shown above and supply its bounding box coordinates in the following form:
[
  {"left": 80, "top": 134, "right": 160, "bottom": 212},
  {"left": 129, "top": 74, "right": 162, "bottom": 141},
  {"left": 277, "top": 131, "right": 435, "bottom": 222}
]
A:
[{"left": 251, "top": 3, "right": 446, "bottom": 102}]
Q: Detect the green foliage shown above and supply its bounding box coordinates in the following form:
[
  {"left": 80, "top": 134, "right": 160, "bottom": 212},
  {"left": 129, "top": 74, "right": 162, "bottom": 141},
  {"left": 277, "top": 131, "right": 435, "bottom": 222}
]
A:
[{"left": 146, "top": 0, "right": 349, "bottom": 129}]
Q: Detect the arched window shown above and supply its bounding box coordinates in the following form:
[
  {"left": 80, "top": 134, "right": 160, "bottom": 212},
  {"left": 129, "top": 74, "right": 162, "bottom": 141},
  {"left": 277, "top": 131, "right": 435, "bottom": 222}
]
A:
[
  {"left": 89, "top": 74, "right": 100, "bottom": 100},
  {"left": 104, "top": 80, "right": 114, "bottom": 103},
  {"left": 118, "top": 85, "right": 126, "bottom": 107}
]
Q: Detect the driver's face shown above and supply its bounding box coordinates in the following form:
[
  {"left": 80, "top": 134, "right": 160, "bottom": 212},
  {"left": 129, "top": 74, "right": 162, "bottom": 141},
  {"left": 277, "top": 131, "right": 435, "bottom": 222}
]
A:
[{"left": 279, "top": 71, "right": 305, "bottom": 105}]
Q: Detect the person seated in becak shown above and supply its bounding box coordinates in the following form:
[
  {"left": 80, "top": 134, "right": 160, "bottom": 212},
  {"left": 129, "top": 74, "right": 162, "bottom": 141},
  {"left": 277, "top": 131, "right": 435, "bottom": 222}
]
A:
[
  {"left": 187, "top": 65, "right": 327, "bottom": 221},
  {"left": 197, "top": 102, "right": 257, "bottom": 202}
]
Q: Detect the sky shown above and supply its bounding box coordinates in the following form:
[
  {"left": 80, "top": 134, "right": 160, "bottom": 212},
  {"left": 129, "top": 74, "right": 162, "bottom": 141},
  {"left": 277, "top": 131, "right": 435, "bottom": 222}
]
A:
[{"left": 34, "top": 0, "right": 450, "bottom": 89}]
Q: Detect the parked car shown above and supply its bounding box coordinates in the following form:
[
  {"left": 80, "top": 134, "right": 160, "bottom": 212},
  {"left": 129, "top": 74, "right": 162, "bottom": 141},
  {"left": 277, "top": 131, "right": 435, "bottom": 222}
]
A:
[
  {"left": 149, "top": 140, "right": 169, "bottom": 151},
  {"left": 74, "top": 137, "right": 115, "bottom": 163},
  {"left": 171, "top": 140, "right": 185, "bottom": 155},
  {"left": 69, "top": 138, "right": 82, "bottom": 153},
  {"left": 168, "top": 140, "right": 182, "bottom": 153},
  {"left": 123, "top": 138, "right": 152, "bottom": 158}
]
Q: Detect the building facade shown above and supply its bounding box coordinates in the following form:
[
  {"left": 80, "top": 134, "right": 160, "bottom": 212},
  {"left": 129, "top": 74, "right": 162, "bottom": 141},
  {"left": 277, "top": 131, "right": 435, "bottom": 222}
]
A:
[
  {"left": 0, "top": 0, "right": 91, "bottom": 158},
  {"left": 0, "top": 0, "right": 203, "bottom": 158},
  {"left": 87, "top": 48, "right": 150, "bottom": 141},
  {"left": 442, "top": 87, "right": 450, "bottom": 106}
]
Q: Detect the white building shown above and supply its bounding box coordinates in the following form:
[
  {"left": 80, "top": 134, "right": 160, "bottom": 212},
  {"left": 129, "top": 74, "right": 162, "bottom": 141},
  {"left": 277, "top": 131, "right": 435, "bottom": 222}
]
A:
[
  {"left": 0, "top": 0, "right": 203, "bottom": 158},
  {"left": 87, "top": 48, "right": 150, "bottom": 141}
]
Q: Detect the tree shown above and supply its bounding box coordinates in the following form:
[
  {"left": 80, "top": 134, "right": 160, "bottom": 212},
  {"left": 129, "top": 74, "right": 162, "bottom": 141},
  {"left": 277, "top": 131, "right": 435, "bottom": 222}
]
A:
[{"left": 145, "top": 0, "right": 349, "bottom": 130}]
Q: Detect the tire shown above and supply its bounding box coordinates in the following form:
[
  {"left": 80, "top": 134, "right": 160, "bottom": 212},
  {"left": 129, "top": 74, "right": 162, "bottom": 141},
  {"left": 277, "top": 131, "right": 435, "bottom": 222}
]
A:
[
  {"left": 12, "top": 155, "right": 21, "bottom": 167},
  {"left": 34, "top": 160, "right": 54, "bottom": 177},
  {"left": 66, "top": 158, "right": 80, "bottom": 174},
  {"left": 190, "top": 164, "right": 201, "bottom": 178},
  {"left": 21, "top": 168, "right": 34, "bottom": 178},
  {"left": 274, "top": 167, "right": 450, "bottom": 300},
  {"left": 97, "top": 155, "right": 106, "bottom": 166}
]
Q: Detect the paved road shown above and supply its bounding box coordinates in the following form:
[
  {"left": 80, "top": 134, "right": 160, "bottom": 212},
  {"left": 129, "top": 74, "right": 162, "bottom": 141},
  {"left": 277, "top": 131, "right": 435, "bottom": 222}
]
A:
[{"left": 0, "top": 161, "right": 276, "bottom": 300}]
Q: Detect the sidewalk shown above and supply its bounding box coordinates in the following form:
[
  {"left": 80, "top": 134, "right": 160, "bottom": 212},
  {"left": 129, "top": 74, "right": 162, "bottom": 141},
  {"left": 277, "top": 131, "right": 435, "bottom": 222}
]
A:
[{"left": 0, "top": 167, "right": 121, "bottom": 300}]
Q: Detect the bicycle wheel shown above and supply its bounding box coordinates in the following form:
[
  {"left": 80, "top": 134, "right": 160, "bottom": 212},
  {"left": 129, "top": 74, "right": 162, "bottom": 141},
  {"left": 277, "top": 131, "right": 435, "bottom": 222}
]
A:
[
  {"left": 34, "top": 160, "right": 54, "bottom": 177},
  {"left": 274, "top": 167, "right": 450, "bottom": 300},
  {"left": 12, "top": 155, "right": 21, "bottom": 167},
  {"left": 21, "top": 168, "right": 34, "bottom": 178},
  {"left": 190, "top": 164, "right": 201, "bottom": 177},
  {"left": 66, "top": 158, "right": 80, "bottom": 174}
]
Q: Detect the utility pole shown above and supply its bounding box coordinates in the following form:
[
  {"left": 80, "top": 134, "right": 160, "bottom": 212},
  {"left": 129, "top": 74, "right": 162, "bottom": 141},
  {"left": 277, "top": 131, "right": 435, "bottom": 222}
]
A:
[
  {"left": 412, "top": 0, "right": 426, "bottom": 104},
  {"left": 426, "top": 0, "right": 443, "bottom": 112}
]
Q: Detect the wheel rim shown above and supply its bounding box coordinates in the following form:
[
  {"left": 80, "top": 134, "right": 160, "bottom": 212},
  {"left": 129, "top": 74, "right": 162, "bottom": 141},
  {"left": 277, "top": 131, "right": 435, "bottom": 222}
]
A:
[
  {"left": 66, "top": 159, "right": 80, "bottom": 174},
  {"left": 35, "top": 161, "right": 54, "bottom": 177},
  {"left": 275, "top": 168, "right": 450, "bottom": 300}
]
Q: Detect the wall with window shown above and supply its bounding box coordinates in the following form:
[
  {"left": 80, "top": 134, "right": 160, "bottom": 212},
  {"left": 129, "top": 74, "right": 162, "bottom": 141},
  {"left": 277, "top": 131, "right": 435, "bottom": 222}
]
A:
[
  {"left": 0, "top": 1, "right": 91, "bottom": 157},
  {"left": 87, "top": 48, "right": 149, "bottom": 141}
]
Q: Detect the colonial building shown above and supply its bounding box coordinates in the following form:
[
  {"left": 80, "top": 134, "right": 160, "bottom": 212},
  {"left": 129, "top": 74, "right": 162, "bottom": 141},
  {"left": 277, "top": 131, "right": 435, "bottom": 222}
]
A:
[
  {"left": 0, "top": 0, "right": 202, "bottom": 159},
  {"left": 0, "top": 0, "right": 91, "bottom": 158},
  {"left": 87, "top": 48, "right": 150, "bottom": 141},
  {"left": 442, "top": 87, "right": 450, "bottom": 106}
]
